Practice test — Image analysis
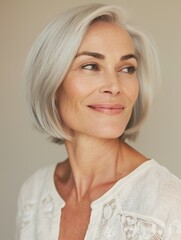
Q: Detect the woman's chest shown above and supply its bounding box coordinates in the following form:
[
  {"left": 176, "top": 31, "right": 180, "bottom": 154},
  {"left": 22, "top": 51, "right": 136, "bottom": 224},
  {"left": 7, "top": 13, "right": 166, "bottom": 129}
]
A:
[
  {"left": 23, "top": 197, "right": 167, "bottom": 240},
  {"left": 58, "top": 203, "right": 91, "bottom": 240},
  {"left": 58, "top": 199, "right": 165, "bottom": 240},
  {"left": 83, "top": 199, "right": 165, "bottom": 240}
]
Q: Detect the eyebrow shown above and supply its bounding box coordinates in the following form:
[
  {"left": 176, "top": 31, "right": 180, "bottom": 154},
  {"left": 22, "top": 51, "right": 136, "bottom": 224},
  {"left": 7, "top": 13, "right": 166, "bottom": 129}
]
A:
[
  {"left": 75, "top": 51, "right": 137, "bottom": 61},
  {"left": 121, "top": 53, "right": 137, "bottom": 61},
  {"left": 75, "top": 51, "right": 105, "bottom": 60}
]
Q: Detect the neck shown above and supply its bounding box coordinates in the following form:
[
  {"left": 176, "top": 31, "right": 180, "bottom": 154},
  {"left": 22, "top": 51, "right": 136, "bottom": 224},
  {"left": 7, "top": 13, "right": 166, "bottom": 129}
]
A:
[{"left": 64, "top": 134, "right": 124, "bottom": 200}]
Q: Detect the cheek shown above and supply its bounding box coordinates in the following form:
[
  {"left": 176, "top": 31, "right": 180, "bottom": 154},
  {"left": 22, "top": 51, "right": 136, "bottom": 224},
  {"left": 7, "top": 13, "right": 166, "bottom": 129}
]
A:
[
  {"left": 57, "top": 75, "right": 93, "bottom": 117},
  {"left": 59, "top": 77, "right": 97, "bottom": 116},
  {"left": 62, "top": 74, "right": 93, "bottom": 98},
  {"left": 125, "top": 79, "right": 139, "bottom": 105},
  {"left": 134, "top": 80, "right": 139, "bottom": 102},
  {"left": 57, "top": 88, "right": 75, "bottom": 116}
]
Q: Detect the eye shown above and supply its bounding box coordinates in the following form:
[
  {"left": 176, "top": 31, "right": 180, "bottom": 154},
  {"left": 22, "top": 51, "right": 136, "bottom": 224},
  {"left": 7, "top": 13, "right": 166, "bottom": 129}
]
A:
[
  {"left": 121, "top": 66, "right": 137, "bottom": 74},
  {"left": 82, "top": 63, "right": 100, "bottom": 71}
]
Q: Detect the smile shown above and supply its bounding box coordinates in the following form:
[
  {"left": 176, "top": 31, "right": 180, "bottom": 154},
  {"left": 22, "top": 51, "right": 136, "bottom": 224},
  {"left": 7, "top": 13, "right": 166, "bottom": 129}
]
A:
[{"left": 87, "top": 104, "right": 124, "bottom": 115}]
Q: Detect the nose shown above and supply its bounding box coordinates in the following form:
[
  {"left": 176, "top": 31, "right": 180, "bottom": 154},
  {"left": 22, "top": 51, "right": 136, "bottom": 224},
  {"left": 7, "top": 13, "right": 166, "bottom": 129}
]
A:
[{"left": 99, "top": 71, "right": 122, "bottom": 96}]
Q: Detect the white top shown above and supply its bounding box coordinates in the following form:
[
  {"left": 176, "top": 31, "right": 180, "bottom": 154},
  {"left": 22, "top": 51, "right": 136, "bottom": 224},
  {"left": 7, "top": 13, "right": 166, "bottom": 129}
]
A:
[{"left": 15, "top": 159, "right": 181, "bottom": 240}]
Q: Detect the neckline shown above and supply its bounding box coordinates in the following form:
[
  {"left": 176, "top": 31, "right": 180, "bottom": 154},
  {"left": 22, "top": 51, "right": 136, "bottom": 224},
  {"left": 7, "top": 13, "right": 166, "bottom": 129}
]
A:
[
  {"left": 91, "top": 159, "right": 156, "bottom": 208},
  {"left": 49, "top": 159, "right": 157, "bottom": 209}
]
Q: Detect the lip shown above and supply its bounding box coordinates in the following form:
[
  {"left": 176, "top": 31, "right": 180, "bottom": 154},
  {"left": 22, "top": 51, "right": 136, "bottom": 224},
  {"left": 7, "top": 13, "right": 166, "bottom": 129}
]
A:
[{"left": 87, "top": 104, "right": 124, "bottom": 115}]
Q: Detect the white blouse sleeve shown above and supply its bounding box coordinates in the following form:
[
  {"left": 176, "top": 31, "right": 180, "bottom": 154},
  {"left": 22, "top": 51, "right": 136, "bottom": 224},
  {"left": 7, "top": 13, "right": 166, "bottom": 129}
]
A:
[
  {"left": 165, "top": 177, "right": 181, "bottom": 240},
  {"left": 167, "top": 220, "right": 181, "bottom": 240},
  {"left": 166, "top": 208, "right": 181, "bottom": 239},
  {"left": 15, "top": 183, "right": 24, "bottom": 240},
  {"left": 15, "top": 166, "right": 52, "bottom": 240},
  {"left": 15, "top": 182, "right": 36, "bottom": 240}
]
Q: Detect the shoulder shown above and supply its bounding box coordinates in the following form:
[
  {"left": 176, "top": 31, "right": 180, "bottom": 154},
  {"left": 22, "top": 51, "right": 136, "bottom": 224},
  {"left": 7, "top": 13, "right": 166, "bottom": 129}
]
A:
[
  {"left": 115, "top": 160, "right": 181, "bottom": 238},
  {"left": 116, "top": 160, "right": 181, "bottom": 220},
  {"left": 140, "top": 160, "right": 181, "bottom": 236},
  {"left": 19, "top": 165, "right": 56, "bottom": 202},
  {"left": 15, "top": 165, "right": 56, "bottom": 238},
  {"left": 139, "top": 160, "right": 181, "bottom": 205},
  {"left": 16, "top": 164, "right": 57, "bottom": 218},
  {"left": 149, "top": 160, "right": 181, "bottom": 196}
]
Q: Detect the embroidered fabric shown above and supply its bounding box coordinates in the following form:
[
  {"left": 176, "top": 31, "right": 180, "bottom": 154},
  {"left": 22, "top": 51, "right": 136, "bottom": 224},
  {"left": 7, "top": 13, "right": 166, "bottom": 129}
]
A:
[
  {"left": 19, "top": 194, "right": 55, "bottom": 231},
  {"left": 166, "top": 220, "right": 181, "bottom": 240},
  {"left": 41, "top": 194, "right": 54, "bottom": 219},
  {"left": 21, "top": 201, "right": 37, "bottom": 229},
  {"left": 93, "top": 199, "right": 166, "bottom": 240},
  {"left": 16, "top": 160, "right": 181, "bottom": 240},
  {"left": 119, "top": 213, "right": 164, "bottom": 240}
]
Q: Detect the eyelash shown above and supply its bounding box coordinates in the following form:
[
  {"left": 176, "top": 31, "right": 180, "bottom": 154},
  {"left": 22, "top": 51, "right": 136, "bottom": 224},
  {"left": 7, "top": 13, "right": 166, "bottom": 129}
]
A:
[
  {"left": 82, "top": 64, "right": 137, "bottom": 74},
  {"left": 121, "top": 66, "right": 137, "bottom": 74},
  {"left": 82, "top": 64, "right": 100, "bottom": 71}
]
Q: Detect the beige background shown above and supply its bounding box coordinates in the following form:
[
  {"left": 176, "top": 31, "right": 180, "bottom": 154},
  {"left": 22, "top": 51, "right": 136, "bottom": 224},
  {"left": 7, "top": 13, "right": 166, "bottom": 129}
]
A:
[{"left": 1, "top": 0, "right": 181, "bottom": 239}]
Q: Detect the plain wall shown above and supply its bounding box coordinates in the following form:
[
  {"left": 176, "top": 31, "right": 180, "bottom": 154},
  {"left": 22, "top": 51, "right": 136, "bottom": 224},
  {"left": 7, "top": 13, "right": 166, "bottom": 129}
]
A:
[{"left": 1, "top": 0, "right": 181, "bottom": 239}]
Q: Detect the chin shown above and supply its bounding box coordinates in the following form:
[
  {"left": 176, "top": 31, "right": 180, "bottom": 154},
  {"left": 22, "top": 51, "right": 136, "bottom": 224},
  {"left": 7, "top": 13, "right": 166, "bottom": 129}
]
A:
[
  {"left": 62, "top": 120, "right": 127, "bottom": 140},
  {"left": 87, "top": 126, "right": 126, "bottom": 140}
]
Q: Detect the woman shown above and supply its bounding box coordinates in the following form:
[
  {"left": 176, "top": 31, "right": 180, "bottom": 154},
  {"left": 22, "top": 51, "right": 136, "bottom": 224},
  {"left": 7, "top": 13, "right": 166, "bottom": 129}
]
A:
[{"left": 16, "top": 3, "right": 181, "bottom": 240}]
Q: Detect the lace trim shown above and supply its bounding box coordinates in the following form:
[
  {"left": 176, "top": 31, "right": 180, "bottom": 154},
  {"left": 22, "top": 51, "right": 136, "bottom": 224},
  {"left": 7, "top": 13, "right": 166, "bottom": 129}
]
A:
[
  {"left": 21, "top": 201, "right": 37, "bottom": 228},
  {"left": 101, "top": 199, "right": 117, "bottom": 225},
  {"left": 20, "top": 194, "right": 54, "bottom": 229},
  {"left": 166, "top": 219, "right": 181, "bottom": 239},
  {"left": 93, "top": 199, "right": 165, "bottom": 239},
  {"left": 20, "top": 196, "right": 181, "bottom": 239},
  {"left": 41, "top": 194, "right": 54, "bottom": 218},
  {"left": 118, "top": 212, "right": 164, "bottom": 240}
]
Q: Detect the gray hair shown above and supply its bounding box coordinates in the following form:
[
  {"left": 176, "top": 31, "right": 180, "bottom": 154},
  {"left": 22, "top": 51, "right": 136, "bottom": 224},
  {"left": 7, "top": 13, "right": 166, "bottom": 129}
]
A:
[{"left": 25, "top": 3, "right": 161, "bottom": 144}]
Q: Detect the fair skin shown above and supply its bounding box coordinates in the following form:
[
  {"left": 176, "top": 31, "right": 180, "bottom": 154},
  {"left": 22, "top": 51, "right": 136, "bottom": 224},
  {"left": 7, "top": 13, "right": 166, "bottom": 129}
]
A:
[{"left": 55, "top": 21, "right": 148, "bottom": 240}]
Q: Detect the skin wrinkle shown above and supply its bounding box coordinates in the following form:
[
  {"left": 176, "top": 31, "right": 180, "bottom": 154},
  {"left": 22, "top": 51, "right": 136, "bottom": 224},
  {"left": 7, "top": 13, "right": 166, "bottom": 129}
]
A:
[
  {"left": 55, "top": 21, "right": 148, "bottom": 240},
  {"left": 56, "top": 22, "right": 142, "bottom": 200},
  {"left": 75, "top": 51, "right": 137, "bottom": 62},
  {"left": 18, "top": 5, "right": 181, "bottom": 240}
]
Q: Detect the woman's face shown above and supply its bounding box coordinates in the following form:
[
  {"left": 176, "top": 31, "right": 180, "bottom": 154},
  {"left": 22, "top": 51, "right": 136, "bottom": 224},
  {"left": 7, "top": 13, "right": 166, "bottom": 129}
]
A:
[{"left": 56, "top": 21, "right": 139, "bottom": 140}]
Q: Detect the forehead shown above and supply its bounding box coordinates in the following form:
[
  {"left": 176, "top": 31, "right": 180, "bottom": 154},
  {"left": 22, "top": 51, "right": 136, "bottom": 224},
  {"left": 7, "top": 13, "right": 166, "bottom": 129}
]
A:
[{"left": 78, "top": 21, "right": 135, "bottom": 54}]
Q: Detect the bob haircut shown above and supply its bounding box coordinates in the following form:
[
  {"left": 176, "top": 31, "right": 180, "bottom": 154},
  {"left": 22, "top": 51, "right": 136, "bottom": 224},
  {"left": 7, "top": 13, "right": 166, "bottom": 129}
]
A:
[{"left": 25, "top": 3, "right": 160, "bottom": 144}]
